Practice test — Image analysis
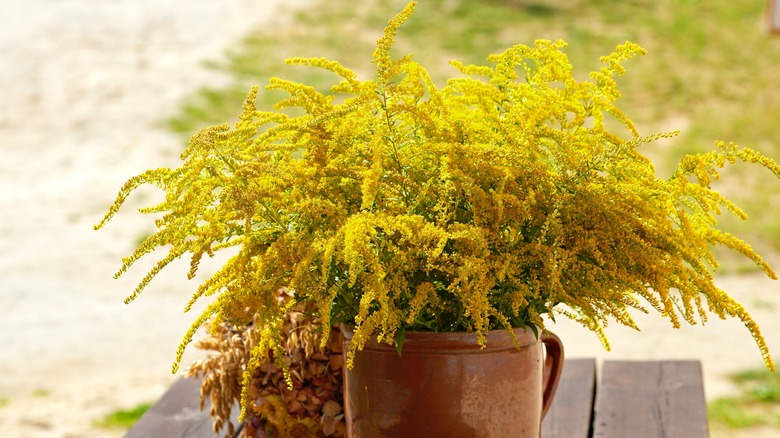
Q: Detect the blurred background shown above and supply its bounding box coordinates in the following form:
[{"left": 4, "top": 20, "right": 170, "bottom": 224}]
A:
[{"left": 1, "top": 0, "right": 779, "bottom": 436}]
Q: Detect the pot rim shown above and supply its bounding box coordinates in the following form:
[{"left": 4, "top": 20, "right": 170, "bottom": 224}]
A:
[{"left": 340, "top": 324, "right": 542, "bottom": 354}]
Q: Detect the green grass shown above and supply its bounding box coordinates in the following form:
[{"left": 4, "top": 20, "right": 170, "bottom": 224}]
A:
[
  {"left": 168, "top": 0, "right": 780, "bottom": 258},
  {"left": 0, "top": 398, "right": 9, "bottom": 409},
  {"left": 96, "top": 402, "right": 153, "bottom": 429},
  {"left": 709, "top": 368, "right": 780, "bottom": 429}
]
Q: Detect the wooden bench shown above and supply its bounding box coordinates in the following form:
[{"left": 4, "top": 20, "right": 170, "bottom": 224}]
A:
[{"left": 125, "top": 359, "right": 709, "bottom": 437}]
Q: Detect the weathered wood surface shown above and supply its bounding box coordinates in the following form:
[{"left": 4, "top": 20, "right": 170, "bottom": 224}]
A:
[
  {"left": 593, "top": 360, "right": 709, "bottom": 438},
  {"left": 128, "top": 359, "right": 708, "bottom": 437},
  {"left": 541, "top": 358, "right": 596, "bottom": 438},
  {"left": 124, "top": 377, "right": 241, "bottom": 438}
]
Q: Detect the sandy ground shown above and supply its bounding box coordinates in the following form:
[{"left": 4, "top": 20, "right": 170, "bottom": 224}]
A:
[
  {"left": 0, "top": 1, "right": 309, "bottom": 437},
  {"left": 0, "top": 1, "right": 778, "bottom": 437}
]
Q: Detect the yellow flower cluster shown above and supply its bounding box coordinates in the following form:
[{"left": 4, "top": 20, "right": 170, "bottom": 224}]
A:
[
  {"left": 96, "top": 1, "right": 779, "bottom": 408},
  {"left": 251, "top": 395, "right": 320, "bottom": 437}
]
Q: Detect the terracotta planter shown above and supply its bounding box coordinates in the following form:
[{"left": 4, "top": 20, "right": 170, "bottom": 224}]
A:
[{"left": 342, "top": 326, "right": 564, "bottom": 437}]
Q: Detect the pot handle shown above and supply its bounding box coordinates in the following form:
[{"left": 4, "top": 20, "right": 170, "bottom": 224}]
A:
[{"left": 540, "top": 332, "right": 564, "bottom": 419}]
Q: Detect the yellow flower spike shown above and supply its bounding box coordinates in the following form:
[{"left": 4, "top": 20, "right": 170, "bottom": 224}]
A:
[
  {"left": 172, "top": 302, "right": 219, "bottom": 374},
  {"left": 373, "top": 2, "right": 416, "bottom": 78},
  {"left": 285, "top": 57, "right": 358, "bottom": 84},
  {"left": 93, "top": 168, "right": 170, "bottom": 231}
]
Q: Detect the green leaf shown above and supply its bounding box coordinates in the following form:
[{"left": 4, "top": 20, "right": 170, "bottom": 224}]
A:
[
  {"left": 529, "top": 324, "right": 539, "bottom": 340},
  {"left": 395, "top": 325, "right": 407, "bottom": 356}
]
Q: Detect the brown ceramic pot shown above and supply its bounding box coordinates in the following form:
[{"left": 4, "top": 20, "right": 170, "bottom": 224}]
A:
[{"left": 342, "top": 326, "right": 564, "bottom": 437}]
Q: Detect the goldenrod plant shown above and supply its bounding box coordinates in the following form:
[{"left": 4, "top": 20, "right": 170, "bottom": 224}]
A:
[{"left": 97, "top": 1, "right": 779, "bottom": 420}]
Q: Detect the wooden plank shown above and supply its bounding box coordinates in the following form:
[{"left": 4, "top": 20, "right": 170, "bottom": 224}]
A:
[
  {"left": 593, "top": 360, "right": 709, "bottom": 438},
  {"left": 125, "top": 377, "right": 242, "bottom": 438},
  {"left": 541, "top": 358, "right": 596, "bottom": 438}
]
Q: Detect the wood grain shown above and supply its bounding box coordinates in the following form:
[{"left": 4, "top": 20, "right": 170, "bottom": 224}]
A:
[
  {"left": 542, "top": 358, "right": 597, "bottom": 438},
  {"left": 593, "top": 360, "right": 709, "bottom": 438}
]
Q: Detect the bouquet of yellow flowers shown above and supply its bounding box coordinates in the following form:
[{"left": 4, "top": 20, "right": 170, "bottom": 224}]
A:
[{"left": 97, "top": 1, "right": 778, "bottom": 422}]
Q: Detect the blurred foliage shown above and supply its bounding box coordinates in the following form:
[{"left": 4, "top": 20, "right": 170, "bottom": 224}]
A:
[
  {"left": 31, "top": 388, "right": 51, "bottom": 397},
  {"left": 95, "top": 402, "right": 152, "bottom": 429},
  {"left": 709, "top": 368, "right": 780, "bottom": 429},
  {"left": 168, "top": 0, "right": 780, "bottom": 260}
]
